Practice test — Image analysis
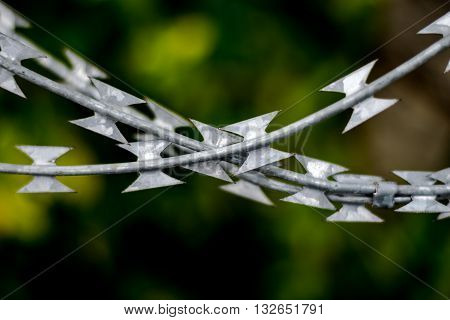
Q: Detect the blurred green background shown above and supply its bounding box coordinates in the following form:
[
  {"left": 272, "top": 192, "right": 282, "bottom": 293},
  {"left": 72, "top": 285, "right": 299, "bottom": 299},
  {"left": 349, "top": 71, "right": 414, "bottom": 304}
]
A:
[{"left": 0, "top": 0, "right": 449, "bottom": 299}]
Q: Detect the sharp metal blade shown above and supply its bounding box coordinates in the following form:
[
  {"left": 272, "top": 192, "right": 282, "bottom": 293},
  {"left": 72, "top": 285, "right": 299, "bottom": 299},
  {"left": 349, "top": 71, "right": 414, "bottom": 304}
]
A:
[
  {"left": 343, "top": 97, "right": 398, "bottom": 133},
  {"left": 183, "top": 160, "right": 233, "bottom": 182},
  {"left": 237, "top": 147, "right": 291, "bottom": 174},
  {"left": 91, "top": 79, "right": 145, "bottom": 108},
  {"left": 17, "top": 145, "right": 72, "bottom": 164},
  {"left": 16, "top": 145, "right": 74, "bottom": 193},
  {"left": 418, "top": 12, "right": 450, "bottom": 73},
  {"left": 394, "top": 171, "right": 447, "bottom": 213},
  {"left": 123, "top": 171, "right": 184, "bottom": 193},
  {"left": 222, "top": 111, "right": 279, "bottom": 139},
  {"left": 320, "top": 60, "right": 398, "bottom": 132},
  {"left": 321, "top": 60, "right": 377, "bottom": 95},
  {"left": 396, "top": 196, "right": 450, "bottom": 213},
  {"left": 295, "top": 155, "right": 347, "bottom": 179},
  {"left": 118, "top": 141, "right": 171, "bottom": 160},
  {"left": 437, "top": 209, "right": 450, "bottom": 221},
  {"left": 281, "top": 187, "right": 335, "bottom": 210},
  {"left": 220, "top": 180, "right": 274, "bottom": 206},
  {"left": 119, "top": 141, "right": 183, "bottom": 191},
  {"left": 146, "top": 98, "right": 192, "bottom": 130},
  {"left": 18, "top": 176, "right": 74, "bottom": 193},
  {"left": 393, "top": 171, "right": 435, "bottom": 185},
  {"left": 327, "top": 204, "right": 383, "bottom": 223},
  {"left": 0, "top": 67, "right": 25, "bottom": 97},
  {"left": 0, "top": 2, "right": 30, "bottom": 33},
  {"left": 431, "top": 168, "right": 450, "bottom": 184},
  {"left": 190, "top": 119, "right": 242, "bottom": 147},
  {"left": 64, "top": 49, "right": 107, "bottom": 80},
  {"left": 0, "top": 33, "right": 45, "bottom": 62},
  {"left": 70, "top": 113, "right": 127, "bottom": 143},
  {"left": 418, "top": 12, "right": 450, "bottom": 36}
]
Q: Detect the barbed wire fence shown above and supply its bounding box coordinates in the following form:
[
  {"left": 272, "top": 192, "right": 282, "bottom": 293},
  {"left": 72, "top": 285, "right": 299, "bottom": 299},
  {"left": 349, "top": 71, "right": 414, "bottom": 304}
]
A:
[{"left": 0, "top": 2, "right": 449, "bottom": 223}]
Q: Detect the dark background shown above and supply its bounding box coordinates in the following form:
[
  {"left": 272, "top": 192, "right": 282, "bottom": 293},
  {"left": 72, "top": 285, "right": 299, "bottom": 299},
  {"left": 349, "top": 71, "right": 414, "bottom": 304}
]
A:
[{"left": 0, "top": 0, "right": 449, "bottom": 299}]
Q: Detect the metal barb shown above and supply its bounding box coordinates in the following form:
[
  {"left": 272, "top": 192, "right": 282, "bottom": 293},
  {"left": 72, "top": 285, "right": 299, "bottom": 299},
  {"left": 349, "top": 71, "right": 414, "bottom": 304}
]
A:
[
  {"left": 118, "top": 141, "right": 184, "bottom": 192},
  {"left": 182, "top": 120, "right": 239, "bottom": 182},
  {"left": 394, "top": 171, "right": 448, "bottom": 213},
  {"left": 222, "top": 111, "right": 292, "bottom": 174},
  {"left": 70, "top": 113, "right": 128, "bottom": 144},
  {"left": 0, "top": 68, "right": 24, "bottom": 97},
  {"left": 281, "top": 155, "right": 348, "bottom": 210},
  {"left": 327, "top": 204, "right": 384, "bottom": 223},
  {"left": 0, "top": 2, "right": 30, "bottom": 34},
  {"left": 322, "top": 60, "right": 377, "bottom": 95},
  {"left": 220, "top": 179, "right": 274, "bottom": 206},
  {"left": 147, "top": 98, "right": 192, "bottom": 131},
  {"left": 431, "top": 168, "right": 450, "bottom": 184},
  {"left": 0, "top": 33, "right": 44, "bottom": 97},
  {"left": 91, "top": 78, "right": 145, "bottom": 108},
  {"left": 0, "top": 33, "right": 44, "bottom": 62},
  {"left": 418, "top": 12, "right": 450, "bottom": 36},
  {"left": 16, "top": 146, "right": 74, "bottom": 193},
  {"left": 321, "top": 60, "right": 398, "bottom": 132},
  {"left": 418, "top": 12, "right": 450, "bottom": 73}
]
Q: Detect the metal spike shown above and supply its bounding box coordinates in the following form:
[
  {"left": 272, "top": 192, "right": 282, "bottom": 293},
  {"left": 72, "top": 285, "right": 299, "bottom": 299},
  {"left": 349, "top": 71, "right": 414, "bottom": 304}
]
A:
[
  {"left": 0, "top": 68, "right": 25, "bottom": 97},
  {"left": 437, "top": 200, "right": 450, "bottom": 220},
  {"left": 281, "top": 156, "right": 347, "bottom": 210},
  {"left": 118, "top": 141, "right": 184, "bottom": 192},
  {"left": 396, "top": 196, "right": 450, "bottom": 213},
  {"left": 418, "top": 12, "right": 450, "bottom": 36},
  {"left": 327, "top": 204, "right": 383, "bottom": 223},
  {"left": 64, "top": 49, "right": 107, "bottom": 81},
  {"left": 118, "top": 141, "right": 170, "bottom": 160},
  {"left": 418, "top": 13, "right": 450, "bottom": 73},
  {"left": 183, "top": 161, "right": 233, "bottom": 182},
  {"left": 0, "top": 2, "right": 30, "bottom": 34},
  {"left": 182, "top": 120, "right": 239, "bottom": 181},
  {"left": 321, "top": 60, "right": 377, "bottom": 95},
  {"left": 17, "top": 145, "right": 72, "bottom": 164},
  {"left": 70, "top": 113, "right": 127, "bottom": 143},
  {"left": 190, "top": 119, "right": 242, "bottom": 147},
  {"left": 236, "top": 147, "right": 292, "bottom": 174},
  {"left": 0, "top": 34, "right": 44, "bottom": 98},
  {"left": 122, "top": 171, "right": 184, "bottom": 193},
  {"left": 393, "top": 171, "right": 447, "bottom": 213},
  {"left": 295, "top": 155, "right": 348, "bottom": 179},
  {"left": 222, "top": 111, "right": 279, "bottom": 139},
  {"left": 321, "top": 60, "right": 398, "bottom": 132},
  {"left": 146, "top": 98, "right": 192, "bottom": 130},
  {"left": 222, "top": 111, "right": 291, "bottom": 173},
  {"left": 393, "top": 171, "right": 435, "bottom": 186},
  {"left": 431, "top": 168, "right": 450, "bottom": 184},
  {"left": 0, "top": 33, "right": 44, "bottom": 62},
  {"left": 18, "top": 176, "right": 74, "bottom": 193},
  {"left": 343, "top": 98, "right": 398, "bottom": 133},
  {"left": 281, "top": 188, "right": 335, "bottom": 210},
  {"left": 91, "top": 79, "right": 145, "bottom": 108},
  {"left": 437, "top": 209, "right": 450, "bottom": 221},
  {"left": 16, "top": 146, "right": 74, "bottom": 193},
  {"left": 220, "top": 179, "right": 274, "bottom": 206}
]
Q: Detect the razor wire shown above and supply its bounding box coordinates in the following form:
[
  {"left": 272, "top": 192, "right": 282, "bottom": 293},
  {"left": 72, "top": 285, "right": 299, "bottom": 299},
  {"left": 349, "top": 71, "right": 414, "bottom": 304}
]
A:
[{"left": 0, "top": 2, "right": 449, "bottom": 223}]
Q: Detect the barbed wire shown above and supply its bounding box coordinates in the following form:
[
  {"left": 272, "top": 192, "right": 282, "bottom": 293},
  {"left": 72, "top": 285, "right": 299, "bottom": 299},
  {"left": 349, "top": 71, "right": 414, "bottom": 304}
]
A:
[{"left": 0, "top": 2, "right": 449, "bottom": 222}]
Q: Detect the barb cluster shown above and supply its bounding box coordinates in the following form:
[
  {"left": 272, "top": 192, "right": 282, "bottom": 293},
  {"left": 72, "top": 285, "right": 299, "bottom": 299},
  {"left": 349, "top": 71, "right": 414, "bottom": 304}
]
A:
[{"left": 0, "top": 3, "right": 449, "bottom": 223}]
